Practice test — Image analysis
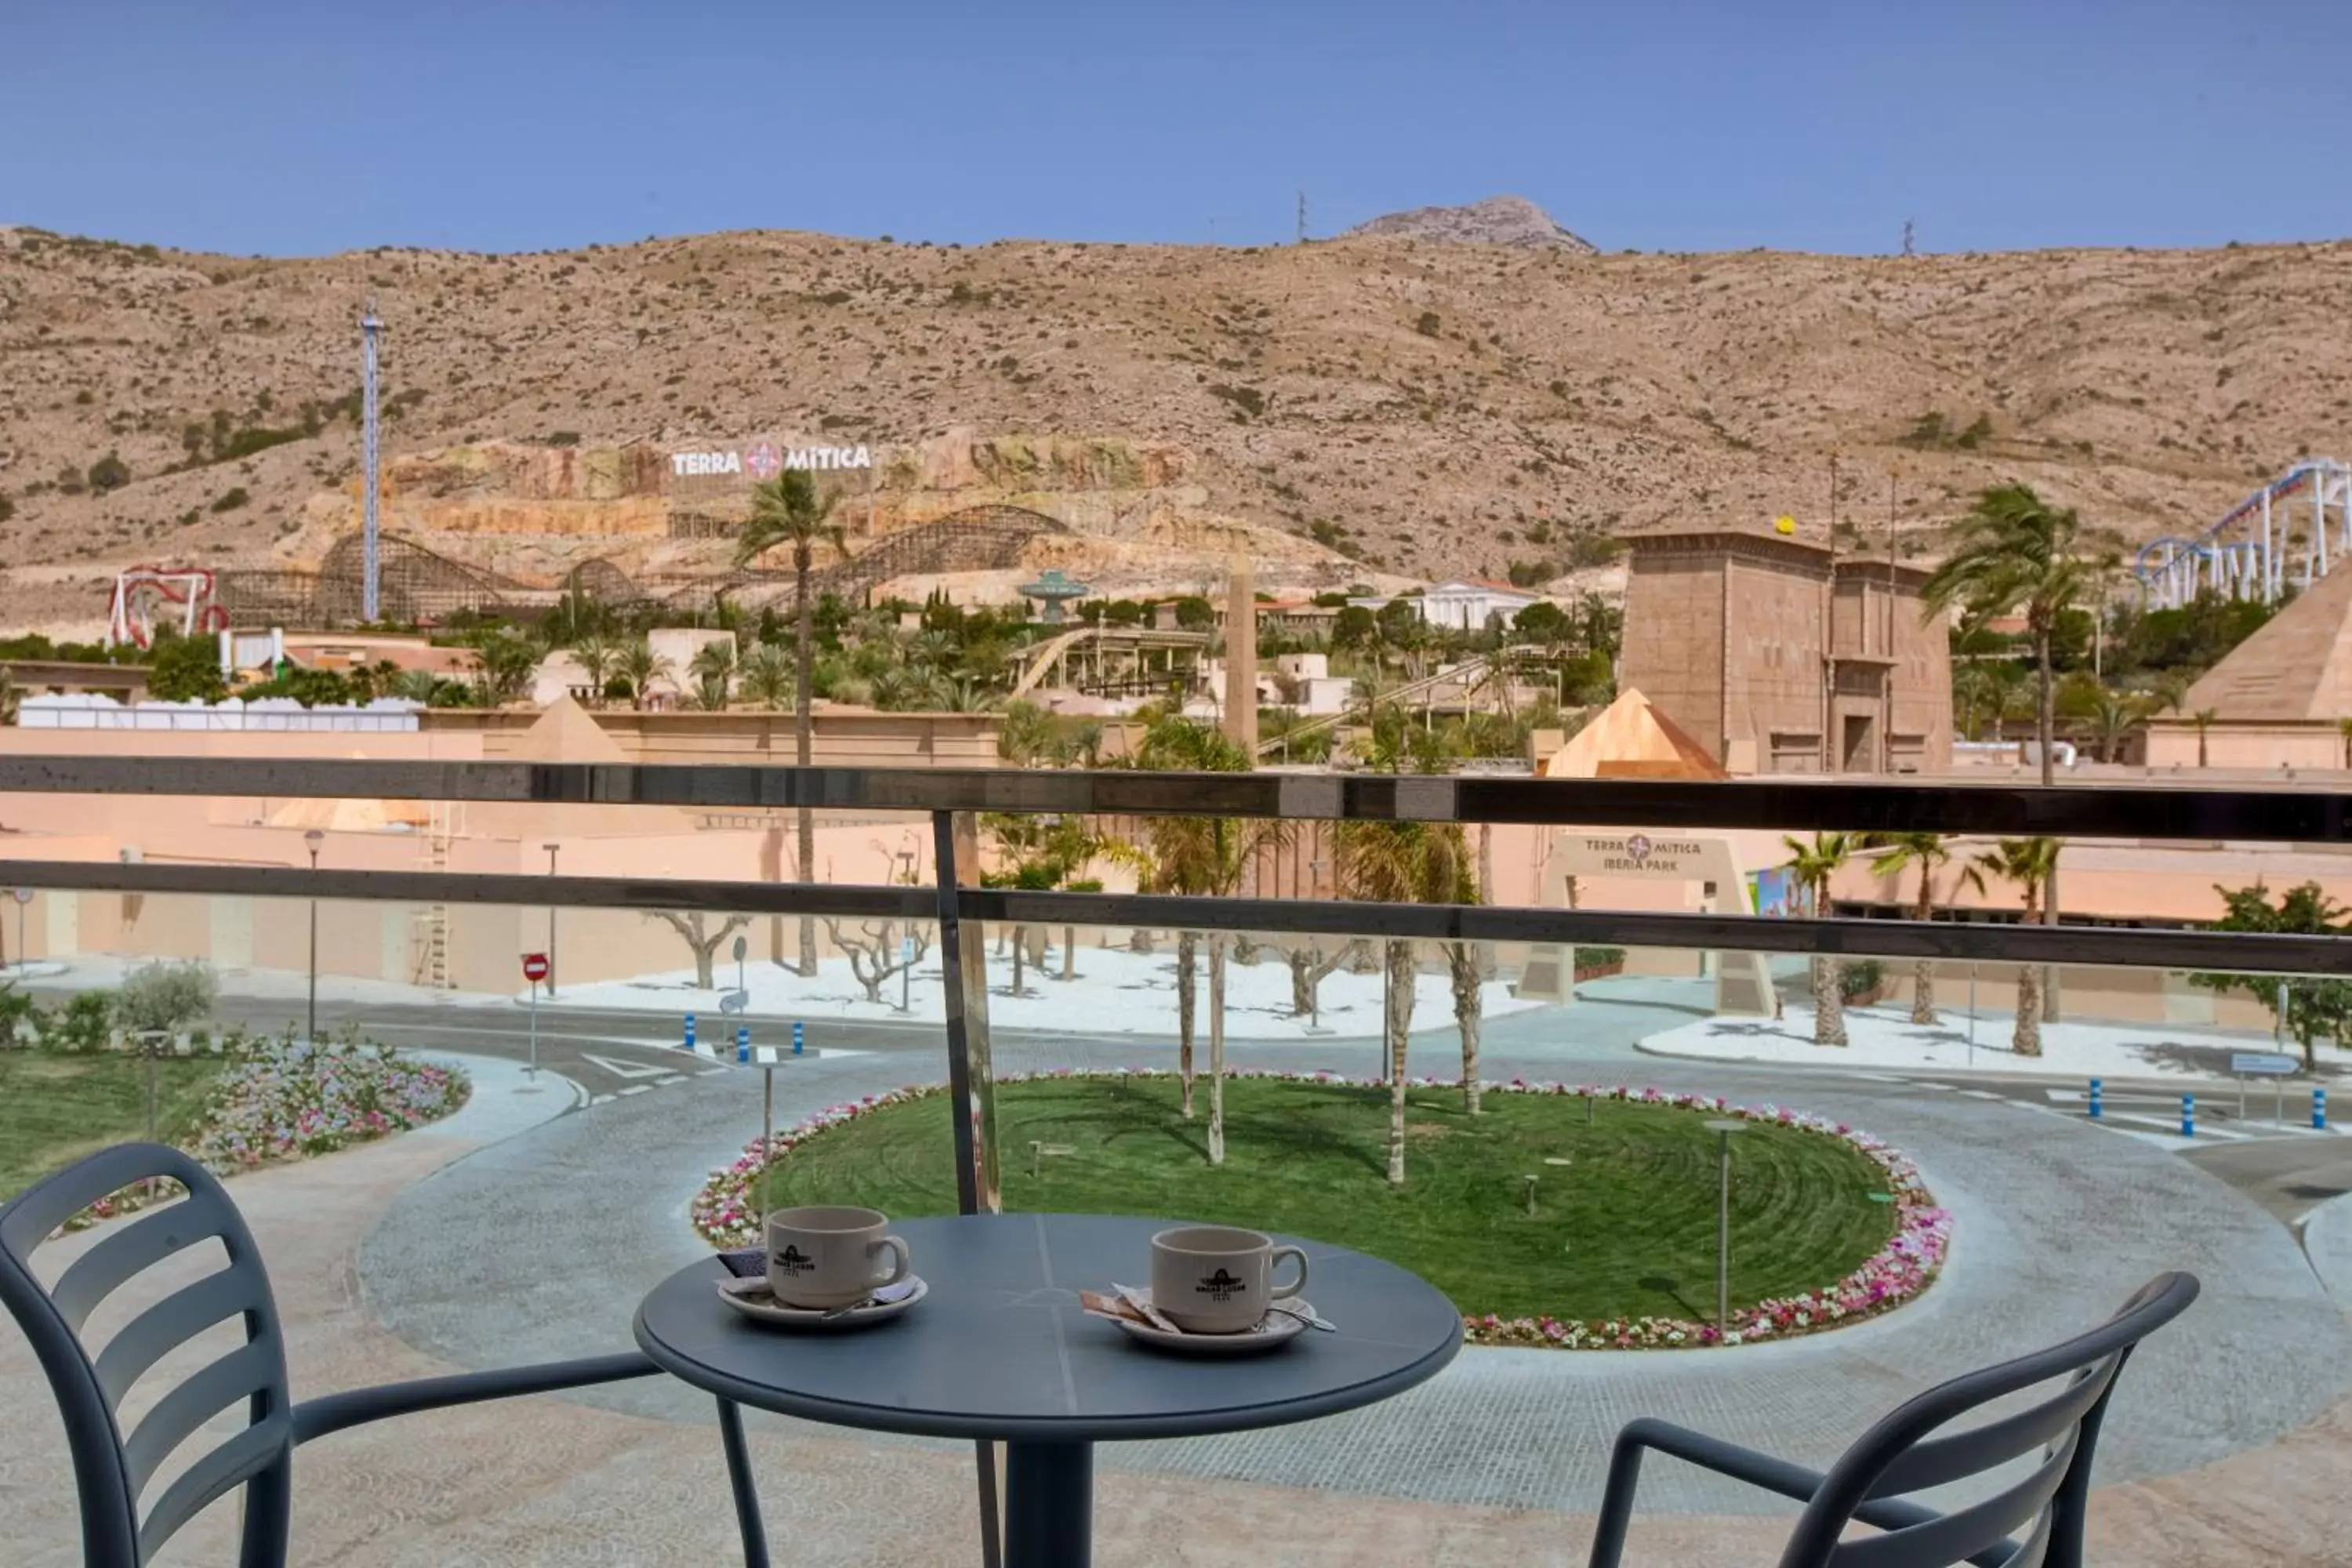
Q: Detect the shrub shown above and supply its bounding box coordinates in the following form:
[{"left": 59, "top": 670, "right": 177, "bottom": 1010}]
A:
[
  {"left": 49, "top": 991, "right": 114, "bottom": 1052},
  {"left": 210, "top": 486, "right": 249, "bottom": 513},
  {"left": 0, "top": 981, "right": 38, "bottom": 1044},
  {"left": 146, "top": 633, "right": 228, "bottom": 703},
  {"left": 1840, "top": 960, "right": 1886, "bottom": 1001},
  {"left": 116, "top": 960, "right": 218, "bottom": 1036},
  {"left": 1415, "top": 310, "right": 1442, "bottom": 336},
  {"left": 87, "top": 452, "right": 132, "bottom": 493},
  {"left": 1206, "top": 383, "right": 1268, "bottom": 421}
]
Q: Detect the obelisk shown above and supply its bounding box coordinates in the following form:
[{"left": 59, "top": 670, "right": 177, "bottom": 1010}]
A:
[{"left": 1224, "top": 557, "right": 1259, "bottom": 752}]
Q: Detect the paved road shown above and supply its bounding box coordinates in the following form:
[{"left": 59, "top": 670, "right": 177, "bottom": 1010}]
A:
[{"left": 48, "top": 970, "right": 2341, "bottom": 1214}]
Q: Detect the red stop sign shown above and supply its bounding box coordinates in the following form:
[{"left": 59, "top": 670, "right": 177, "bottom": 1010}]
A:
[{"left": 521, "top": 953, "right": 550, "bottom": 984}]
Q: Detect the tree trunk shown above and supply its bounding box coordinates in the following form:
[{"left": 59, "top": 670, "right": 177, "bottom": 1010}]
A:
[
  {"left": 795, "top": 556, "right": 818, "bottom": 977},
  {"left": 1060, "top": 925, "right": 1076, "bottom": 980},
  {"left": 1811, "top": 954, "right": 1849, "bottom": 1046},
  {"left": 1446, "top": 939, "right": 1483, "bottom": 1115},
  {"left": 1384, "top": 938, "right": 1416, "bottom": 1186},
  {"left": 1207, "top": 935, "right": 1227, "bottom": 1166},
  {"left": 1290, "top": 947, "right": 1316, "bottom": 1015},
  {"left": 2014, "top": 954, "right": 2045, "bottom": 1057},
  {"left": 2035, "top": 625, "right": 2056, "bottom": 789},
  {"left": 1175, "top": 930, "right": 1198, "bottom": 1118},
  {"left": 1011, "top": 926, "right": 1025, "bottom": 996},
  {"left": 1911, "top": 871, "right": 1937, "bottom": 1025}
]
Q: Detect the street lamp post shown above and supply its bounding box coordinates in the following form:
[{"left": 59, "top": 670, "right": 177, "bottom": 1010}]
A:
[
  {"left": 1703, "top": 1119, "right": 1747, "bottom": 1338},
  {"left": 543, "top": 842, "right": 561, "bottom": 996},
  {"left": 304, "top": 830, "right": 325, "bottom": 1043}
]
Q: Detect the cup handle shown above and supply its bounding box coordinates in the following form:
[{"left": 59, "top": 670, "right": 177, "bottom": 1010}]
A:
[
  {"left": 870, "top": 1235, "right": 911, "bottom": 1288},
  {"left": 1269, "top": 1245, "right": 1308, "bottom": 1301}
]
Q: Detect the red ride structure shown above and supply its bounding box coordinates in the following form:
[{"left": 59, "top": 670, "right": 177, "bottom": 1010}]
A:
[{"left": 103, "top": 565, "right": 227, "bottom": 649}]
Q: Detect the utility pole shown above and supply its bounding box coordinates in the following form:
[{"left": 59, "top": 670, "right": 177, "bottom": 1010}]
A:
[
  {"left": 361, "top": 302, "right": 383, "bottom": 622},
  {"left": 1901, "top": 219, "right": 1916, "bottom": 258},
  {"left": 1297, "top": 191, "right": 1308, "bottom": 245}
]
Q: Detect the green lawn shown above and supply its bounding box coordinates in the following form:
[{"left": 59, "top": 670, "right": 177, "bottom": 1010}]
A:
[
  {"left": 757, "top": 1076, "right": 1896, "bottom": 1323},
  {"left": 0, "top": 1051, "right": 227, "bottom": 1199}
]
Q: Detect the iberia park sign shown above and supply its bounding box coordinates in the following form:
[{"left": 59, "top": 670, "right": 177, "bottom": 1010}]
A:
[{"left": 671, "top": 442, "right": 872, "bottom": 478}]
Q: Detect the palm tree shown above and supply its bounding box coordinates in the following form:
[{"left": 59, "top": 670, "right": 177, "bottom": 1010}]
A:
[
  {"left": 2191, "top": 708, "right": 2216, "bottom": 768},
  {"left": 2075, "top": 689, "right": 2147, "bottom": 764},
  {"left": 1780, "top": 832, "right": 1857, "bottom": 1045},
  {"left": 1951, "top": 662, "right": 1998, "bottom": 742},
  {"left": 1337, "top": 816, "right": 1473, "bottom": 1185},
  {"left": 571, "top": 635, "right": 621, "bottom": 706},
  {"left": 1127, "top": 713, "right": 1272, "bottom": 1164},
  {"left": 1864, "top": 833, "right": 1951, "bottom": 1024},
  {"left": 1921, "top": 485, "right": 2089, "bottom": 789},
  {"left": 688, "top": 639, "right": 736, "bottom": 710},
  {"left": 0, "top": 665, "right": 20, "bottom": 727},
  {"left": 1963, "top": 837, "right": 2061, "bottom": 1057},
  {"left": 739, "top": 643, "right": 794, "bottom": 711},
  {"left": 741, "top": 470, "right": 847, "bottom": 976},
  {"left": 616, "top": 639, "right": 670, "bottom": 711},
  {"left": 2339, "top": 717, "right": 2352, "bottom": 771}
]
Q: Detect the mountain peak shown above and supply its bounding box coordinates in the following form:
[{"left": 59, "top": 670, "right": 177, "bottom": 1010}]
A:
[{"left": 1341, "top": 194, "right": 1595, "bottom": 252}]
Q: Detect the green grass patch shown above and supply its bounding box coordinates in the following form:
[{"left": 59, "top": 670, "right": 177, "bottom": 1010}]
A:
[
  {"left": 0, "top": 1051, "right": 228, "bottom": 1198},
  {"left": 755, "top": 1076, "right": 1897, "bottom": 1323}
]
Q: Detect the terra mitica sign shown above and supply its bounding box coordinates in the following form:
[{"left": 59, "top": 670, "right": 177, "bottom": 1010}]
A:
[{"left": 670, "top": 442, "right": 872, "bottom": 478}]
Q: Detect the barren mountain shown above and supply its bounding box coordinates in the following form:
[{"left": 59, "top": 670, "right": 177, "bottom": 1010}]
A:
[
  {"left": 1342, "top": 195, "right": 1598, "bottom": 252},
  {"left": 4, "top": 220, "right": 2352, "bottom": 633}
]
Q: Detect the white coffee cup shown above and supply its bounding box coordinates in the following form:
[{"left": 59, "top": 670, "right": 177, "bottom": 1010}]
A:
[
  {"left": 1149, "top": 1225, "right": 1308, "bottom": 1334},
  {"left": 764, "top": 1205, "right": 911, "bottom": 1309}
]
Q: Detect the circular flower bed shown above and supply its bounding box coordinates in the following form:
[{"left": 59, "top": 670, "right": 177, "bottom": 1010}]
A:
[
  {"left": 57, "top": 1037, "right": 469, "bottom": 1232},
  {"left": 691, "top": 1068, "right": 1950, "bottom": 1351},
  {"left": 189, "top": 1040, "right": 468, "bottom": 1171}
]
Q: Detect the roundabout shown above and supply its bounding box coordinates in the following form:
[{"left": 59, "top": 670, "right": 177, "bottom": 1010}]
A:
[{"left": 691, "top": 1069, "right": 1949, "bottom": 1348}]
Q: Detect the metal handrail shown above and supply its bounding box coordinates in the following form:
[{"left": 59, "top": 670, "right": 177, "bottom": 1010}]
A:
[
  {"left": 2, "top": 858, "right": 2345, "bottom": 976},
  {"left": 5, "top": 756, "right": 2352, "bottom": 840}
]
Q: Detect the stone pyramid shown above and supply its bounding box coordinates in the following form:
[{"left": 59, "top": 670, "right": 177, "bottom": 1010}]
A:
[
  {"left": 2182, "top": 568, "right": 2352, "bottom": 721},
  {"left": 1538, "top": 688, "right": 1727, "bottom": 779}
]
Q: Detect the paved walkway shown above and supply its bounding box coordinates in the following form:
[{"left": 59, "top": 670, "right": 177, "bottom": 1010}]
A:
[{"left": 6, "top": 1036, "right": 2352, "bottom": 1563}]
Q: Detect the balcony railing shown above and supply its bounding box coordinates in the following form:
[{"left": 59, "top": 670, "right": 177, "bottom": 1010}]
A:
[{"left": 3, "top": 758, "right": 2348, "bottom": 1564}]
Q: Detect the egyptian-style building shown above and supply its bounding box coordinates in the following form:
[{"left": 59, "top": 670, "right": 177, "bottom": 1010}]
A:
[{"left": 1619, "top": 529, "right": 1952, "bottom": 775}]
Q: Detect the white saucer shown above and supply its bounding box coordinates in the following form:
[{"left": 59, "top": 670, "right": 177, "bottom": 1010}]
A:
[
  {"left": 1106, "top": 1290, "right": 1316, "bottom": 1355},
  {"left": 717, "top": 1274, "right": 927, "bottom": 1330}
]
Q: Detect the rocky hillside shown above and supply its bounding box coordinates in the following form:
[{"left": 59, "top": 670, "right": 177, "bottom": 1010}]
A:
[
  {"left": 3, "top": 221, "right": 2352, "bottom": 630},
  {"left": 1342, "top": 195, "right": 1597, "bottom": 252}
]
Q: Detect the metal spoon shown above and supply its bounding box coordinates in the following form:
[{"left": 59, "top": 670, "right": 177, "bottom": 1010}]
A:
[{"left": 1264, "top": 1304, "right": 1337, "bottom": 1332}]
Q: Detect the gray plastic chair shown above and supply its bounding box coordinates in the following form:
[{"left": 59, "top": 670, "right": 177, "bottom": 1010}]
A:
[
  {"left": 1586, "top": 1271, "right": 2200, "bottom": 1568},
  {"left": 0, "top": 1142, "right": 757, "bottom": 1566}
]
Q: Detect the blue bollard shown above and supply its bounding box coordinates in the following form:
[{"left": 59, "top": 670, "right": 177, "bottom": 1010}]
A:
[
  {"left": 2088, "top": 1079, "right": 2103, "bottom": 1120},
  {"left": 736, "top": 1024, "right": 750, "bottom": 1065},
  {"left": 684, "top": 1012, "right": 697, "bottom": 1051},
  {"left": 2181, "top": 1093, "right": 2195, "bottom": 1138},
  {"left": 2318, "top": 1087, "right": 2329, "bottom": 1131},
  {"left": 793, "top": 1020, "right": 805, "bottom": 1057}
]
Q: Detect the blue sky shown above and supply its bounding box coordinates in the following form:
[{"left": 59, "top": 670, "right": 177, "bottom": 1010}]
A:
[{"left": 4, "top": 1, "right": 2347, "bottom": 258}]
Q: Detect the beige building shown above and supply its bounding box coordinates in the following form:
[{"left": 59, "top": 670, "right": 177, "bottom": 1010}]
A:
[{"left": 1621, "top": 529, "right": 1952, "bottom": 775}]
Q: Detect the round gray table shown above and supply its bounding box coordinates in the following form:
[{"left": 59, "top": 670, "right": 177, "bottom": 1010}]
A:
[{"left": 635, "top": 1212, "right": 1462, "bottom": 1567}]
